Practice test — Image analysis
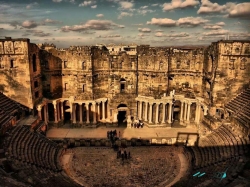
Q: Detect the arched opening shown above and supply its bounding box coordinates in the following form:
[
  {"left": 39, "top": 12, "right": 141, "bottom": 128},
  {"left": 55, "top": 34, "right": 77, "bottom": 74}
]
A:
[
  {"left": 117, "top": 104, "right": 127, "bottom": 127},
  {"left": 32, "top": 54, "right": 37, "bottom": 72},
  {"left": 120, "top": 78, "right": 126, "bottom": 93}
]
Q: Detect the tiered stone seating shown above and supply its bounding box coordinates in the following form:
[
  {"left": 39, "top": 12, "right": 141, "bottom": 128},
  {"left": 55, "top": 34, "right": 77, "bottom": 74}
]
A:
[
  {"left": 5, "top": 125, "right": 62, "bottom": 172},
  {"left": 225, "top": 88, "right": 250, "bottom": 127}
]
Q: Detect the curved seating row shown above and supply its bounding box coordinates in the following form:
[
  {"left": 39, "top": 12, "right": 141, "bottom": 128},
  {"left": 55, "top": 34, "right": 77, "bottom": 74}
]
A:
[{"left": 5, "top": 125, "right": 62, "bottom": 172}]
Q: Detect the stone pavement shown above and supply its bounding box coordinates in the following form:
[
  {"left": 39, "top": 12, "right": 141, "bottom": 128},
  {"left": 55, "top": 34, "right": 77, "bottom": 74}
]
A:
[{"left": 46, "top": 125, "right": 198, "bottom": 141}]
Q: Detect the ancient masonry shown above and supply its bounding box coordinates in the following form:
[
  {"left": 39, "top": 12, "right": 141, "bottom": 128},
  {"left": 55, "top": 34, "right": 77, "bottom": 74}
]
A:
[{"left": 0, "top": 37, "right": 249, "bottom": 128}]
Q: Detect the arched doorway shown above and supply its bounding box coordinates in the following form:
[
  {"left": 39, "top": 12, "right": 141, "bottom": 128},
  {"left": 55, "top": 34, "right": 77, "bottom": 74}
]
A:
[{"left": 117, "top": 103, "right": 127, "bottom": 126}]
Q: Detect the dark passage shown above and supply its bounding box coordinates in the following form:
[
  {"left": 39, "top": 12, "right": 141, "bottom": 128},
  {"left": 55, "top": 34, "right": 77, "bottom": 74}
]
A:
[{"left": 118, "top": 111, "right": 126, "bottom": 126}]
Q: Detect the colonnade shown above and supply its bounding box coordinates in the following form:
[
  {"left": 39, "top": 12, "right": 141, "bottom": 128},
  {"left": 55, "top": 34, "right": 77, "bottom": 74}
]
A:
[
  {"left": 37, "top": 98, "right": 110, "bottom": 124},
  {"left": 136, "top": 96, "right": 208, "bottom": 125}
]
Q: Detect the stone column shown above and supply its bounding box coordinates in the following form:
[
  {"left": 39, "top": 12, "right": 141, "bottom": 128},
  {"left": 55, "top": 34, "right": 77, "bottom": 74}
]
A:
[
  {"left": 155, "top": 103, "right": 159, "bottom": 124},
  {"left": 107, "top": 101, "right": 110, "bottom": 120},
  {"left": 180, "top": 102, "right": 184, "bottom": 122},
  {"left": 139, "top": 101, "right": 142, "bottom": 120},
  {"left": 148, "top": 103, "right": 153, "bottom": 123},
  {"left": 144, "top": 102, "right": 148, "bottom": 121},
  {"left": 102, "top": 100, "right": 105, "bottom": 120},
  {"left": 61, "top": 101, "right": 64, "bottom": 121},
  {"left": 183, "top": 102, "right": 187, "bottom": 122},
  {"left": 79, "top": 103, "right": 83, "bottom": 123},
  {"left": 57, "top": 103, "right": 60, "bottom": 121},
  {"left": 53, "top": 102, "right": 58, "bottom": 123},
  {"left": 92, "top": 102, "right": 96, "bottom": 123},
  {"left": 168, "top": 101, "right": 172, "bottom": 124},
  {"left": 187, "top": 102, "right": 191, "bottom": 123},
  {"left": 86, "top": 103, "right": 90, "bottom": 123},
  {"left": 161, "top": 103, "right": 166, "bottom": 124},
  {"left": 196, "top": 104, "right": 201, "bottom": 124},
  {"left": 37, "top": 106, "right": 42, "bottom": 120},
  {"left": 73, "top": 103, "right": 76, "bottom": 123},
  {"left": 97, "top": 102, "right": 100, "bottom": 121}
]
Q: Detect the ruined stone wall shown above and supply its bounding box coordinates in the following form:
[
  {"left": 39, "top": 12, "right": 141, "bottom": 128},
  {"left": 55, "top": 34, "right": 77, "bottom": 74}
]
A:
[
  {"left": 137, "top": 47, "right": 169, "bottom": 98},
  {"left": 168, "top": 48, "right": 204, "bottom": 97},
  {"left": 203, "top": 41, "right": 250, "bottom": 115},
  {"left": 0, "top": 39, "right": 35, "bottom": 109},
  {"left": 40, "top": 46, "right": 93, "bottom": 100}
]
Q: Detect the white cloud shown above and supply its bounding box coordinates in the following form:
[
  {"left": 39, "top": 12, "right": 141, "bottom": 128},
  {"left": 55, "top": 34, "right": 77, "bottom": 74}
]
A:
[
  {"left": 79, "top": 1, "right": 96, "bottom": 7},
  {"left": 203, "top": 29, "right": 229, "bottom": 36},
  {"left": 197, "top": 0, "right": 236, "bottom": 15},
  {"left": 228, "top": 3, "right": 250, "bottom": 18},
  {"left": 118, "top": 12, "right": 133, "bottom": 19},
  {"left": 138, "top": 28, "right": 151, "bottom": 33},
  {"left": 26, "top": 2, "right": 38, "bottom": 9},
  {"left": 155, "top": 32, "right": 189, "bottom": 37},
  {"left": 96, "top": 14, "right": 104, "bottom": 18},
  {"left": 177, "top": 17, "right": 209, "bottom": 27},
  {"left": 147, "top": 17, "right": 208, "bottom": 27},
  {"left": 147, "top": 18, "right": 177, "bottom": 27},
  {"left": 152, "top": 4, "right": 159, "bottom": 7},
  {"left": 91, "top": 5, "right": 97, "bottom": 8},
  {"left": 61, "top": 19, "right": 119, "bottom": 32},
  {"left": 22, "top": 20, "right": 39, "bottom": 29},
  {"left": 52, "top": 0, "right": 62, "bottom": 2},
  {"left": 163, "top": 0, "right": 199, "bottom": 11},
  {"left": 216, "top": 22, "right": 225, "bottom": 26},
  {"left": 137, "top": 9, "right": 155, "bottom": 15},
  {"left": 97, "top": 34, "right": 121, "bottom": 38},
  {"left": 44, "top": 18, "right": 62, "bottom": 24},
  {"left": 203, "top": 25, "right": 222, "bottom": 30},
  {"left": 140, "top": 6, "right": 148, "bottom": 9},
  {"left": 119, "top": 1, "right": 134, "bottom": 10}
]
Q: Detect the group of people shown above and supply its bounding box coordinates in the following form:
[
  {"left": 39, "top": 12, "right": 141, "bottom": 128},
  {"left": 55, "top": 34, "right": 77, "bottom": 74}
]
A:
[
  {"left": 107, "top": 129, "right": 120, "bottom": 145},
  {"left": 117, "top": 147, "right": 131, "bottom": 161},
  {"left": 131, "top": 120, "right": 144, "bottom": 128}
]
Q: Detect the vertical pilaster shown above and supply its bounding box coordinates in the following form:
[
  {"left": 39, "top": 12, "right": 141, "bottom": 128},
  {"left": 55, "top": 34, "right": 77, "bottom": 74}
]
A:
[
  {"left": 46, "top": 104, "right": 49, "bottom": 122},
  {"left": 107, "top": 100, "right": 110, "bottom": 120},
  {"left": 197, "top": 104, "right": 201, "bottom": 124},
  {"left": 183, "top": 102, "right": 187, "bottom": 122},
  {"left": 180, "top": 102, "right": 184, "bottom": 122},
  {"left": 168, "top": 101, "right": 172, "bottom": 124},
  {"left": 73, "top": 103, "right": 76, "bottom": 123},
  {"left": 97, "top": 103, "right": 100, "bottom": 121},
  {"left": 86, "top": 103, "right": 90, "bottom": 123},
  {"left": 92, "top": 102, "right": 96, "bottom": 123},
  {"left": 102, "top": 100, "right": 105, "bottom": 120},
  {"left": 57, "top": 102, "right": 60, "bottom": 121},
  {"left": 61, "top": 101, "right": 64, "bottom": 121},
  {"left": 53, "top": 102, "right": 58, "bottom": 123},
  {"left": 79, "top": 103, "right": 83, "bottom": 123},
  {"left": 161, "top": 103, "right": 166, "bottom": 123},
  {"left": 139, "top": 101, "right": 142, "bottom": 120},
  {"left": 155, "top": 103, "right": 159, "bottom": 124},
  {"left": 187, "top": 102, "right": 191, "bottom": 123},
  {"left": 144, "top": 102, "right": 148, "bottom": 121},
  {"left": 148, "top": 103, "right": 153, "bottom": 123}
]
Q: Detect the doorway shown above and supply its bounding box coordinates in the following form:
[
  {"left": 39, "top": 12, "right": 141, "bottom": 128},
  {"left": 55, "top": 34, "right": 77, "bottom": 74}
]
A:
[{"left": 117, "top": 104, "right": 127, "bottom": 127}]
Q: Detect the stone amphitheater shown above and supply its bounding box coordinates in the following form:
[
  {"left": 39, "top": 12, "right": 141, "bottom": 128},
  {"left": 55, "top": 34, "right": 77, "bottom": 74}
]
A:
[{"left": 0, "top": 37, "right": 250, "bottom": 187}]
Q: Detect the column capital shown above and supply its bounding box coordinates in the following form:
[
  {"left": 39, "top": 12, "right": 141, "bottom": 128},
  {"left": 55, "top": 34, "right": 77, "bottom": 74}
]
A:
[
  {"left": 79, "top": 103, "right": 83, "bottom": 106},
  {"left": 37, "top": 105, "right": 42, "bottom": 111},
  {"left": 52, "top": 100, "right": 57, "bottom": 105},
  {"left": 149, "top": 102, "right": 153, "bottom": 106}
]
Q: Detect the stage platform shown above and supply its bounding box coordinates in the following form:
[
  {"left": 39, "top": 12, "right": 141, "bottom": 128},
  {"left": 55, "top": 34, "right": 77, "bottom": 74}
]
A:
[{"left": 46, "top": 125, "right": 199, "bottom": 145}]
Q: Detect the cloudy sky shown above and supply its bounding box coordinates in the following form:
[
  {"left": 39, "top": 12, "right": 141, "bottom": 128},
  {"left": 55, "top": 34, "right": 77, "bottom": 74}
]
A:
[{"left": 0, "top": 0, "right": 250, "bottom": 47}]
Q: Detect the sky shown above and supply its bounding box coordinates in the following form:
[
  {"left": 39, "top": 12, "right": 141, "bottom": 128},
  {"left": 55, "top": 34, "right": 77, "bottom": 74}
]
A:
[{"left": 0, "top": 0, "right": 250, "bottom": 48}]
